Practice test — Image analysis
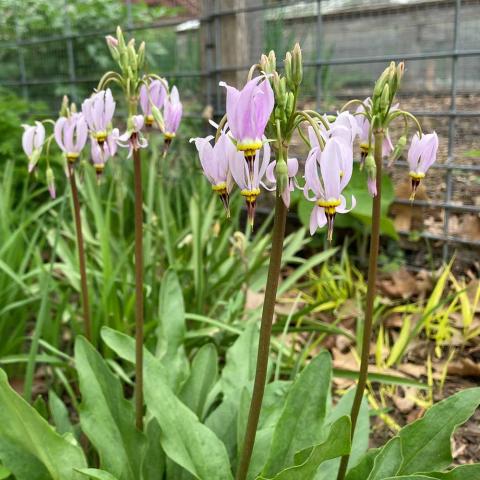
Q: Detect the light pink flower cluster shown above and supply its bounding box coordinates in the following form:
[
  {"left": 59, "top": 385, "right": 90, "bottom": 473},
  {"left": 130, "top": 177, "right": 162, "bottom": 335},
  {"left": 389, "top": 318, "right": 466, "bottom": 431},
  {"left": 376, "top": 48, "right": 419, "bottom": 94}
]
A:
[{"left": 139, "top": 80, "right": 167, "bottom": 127}]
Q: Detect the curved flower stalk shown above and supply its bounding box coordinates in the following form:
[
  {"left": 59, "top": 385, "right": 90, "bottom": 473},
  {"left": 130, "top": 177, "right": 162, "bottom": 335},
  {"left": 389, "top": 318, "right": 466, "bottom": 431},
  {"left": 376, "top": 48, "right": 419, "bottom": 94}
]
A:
[
  {"left": 164, "top": 86, "right": 183, "bottom": 145},
  {"left": 230, "top": 142, "right": 270, "bottom": 227},
  {"left": 304, "top": 138, "right": 356, "bottom": 240},
  {"left": 139, "top": 79, "right": 167, "bottom": 127},
  {"left": 264, "top": 156, "right": 298, "bottom": 208},
  {"left": 22, "top": 122, "right": 45, "bottom": 173},
  {"left": 220, "top": 75, "right": 274, "bottom": 174},
  {"left": 82, "top": 89, "right": 116, "bottom": 144},
  {"left": 407, "top": 131, "right": 439, "bottom": 200},
  {"left": 190, "top": 130, "right": 236, "bottom": 216}
]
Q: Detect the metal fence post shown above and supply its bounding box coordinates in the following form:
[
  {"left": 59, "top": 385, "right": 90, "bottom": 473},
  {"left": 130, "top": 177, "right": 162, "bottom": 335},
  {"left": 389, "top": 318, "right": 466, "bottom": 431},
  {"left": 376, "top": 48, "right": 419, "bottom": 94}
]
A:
[
  {"left": 64, "top": 0, "right": 77, "bottom": 100},
  {"left": 443, "top": 0, "right": 461, "bottom": 262},
  {"left": 315, "top": 0, "right": 322, "bottom": 110}
]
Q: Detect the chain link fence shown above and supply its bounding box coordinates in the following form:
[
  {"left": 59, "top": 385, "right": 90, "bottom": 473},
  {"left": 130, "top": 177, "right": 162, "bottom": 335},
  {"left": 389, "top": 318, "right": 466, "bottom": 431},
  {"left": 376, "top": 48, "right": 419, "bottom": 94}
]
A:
[{"left": 2, "top": 0, "right": 479, "bottom": 264}]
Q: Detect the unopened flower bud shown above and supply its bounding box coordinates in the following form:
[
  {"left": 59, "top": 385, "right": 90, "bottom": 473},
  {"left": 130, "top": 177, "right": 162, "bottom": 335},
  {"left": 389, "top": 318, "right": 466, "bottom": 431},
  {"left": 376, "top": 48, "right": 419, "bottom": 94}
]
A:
[
  {"left": 396, "top": 62, "right": 405, "bottom": 84},
  {"left": 116, "top": 26, "right": 126, "bottom": 51},
  {"left": 284, "top": 52, "right": 293, "bottom": 88},
  {"left": 151, "top": 105, "right": 165, "bottom": 131},
  {"left": 106, "top": 35, "right": 120, "bottom": 61},
  {"left": 285, "top": 91, "right": 295, "bottom": 119},
  {"left": 127, "top": 40, "right": 137, "bottom": 72},
  {"left": 260, "top": 54, "right": 269, "bottom": 73},
  {"left": 268, "top": 50, "right": 276, "bottom": 72},
  {"left": 273, "top": 73, "right": 287, "bottom": 108},
  {"left": 137, "top": 41, "right": 145, "bottom": 69},
  {"left": 391, "top": 134, "right": 407, "bottom": 163},
  {"left": 373, "top": 65, "right": 390, "bottom": 101},
  {"left": 59, "top": 95, "right": 69, "bottom": 117},
  {"left": 380, "top": 84, "right": 390, "bottom": 114},
  {"left": 70, "top": 102, "right": 77, "bottom": 114},
  {"left": 275, "top": 158, "right": 289, "bottom": 195},
  {"left": 291, "top": 43, "right": 303, "bottom": 86},
  {"left": 46, "top": 167, "right": 56, "bottom": 199}
]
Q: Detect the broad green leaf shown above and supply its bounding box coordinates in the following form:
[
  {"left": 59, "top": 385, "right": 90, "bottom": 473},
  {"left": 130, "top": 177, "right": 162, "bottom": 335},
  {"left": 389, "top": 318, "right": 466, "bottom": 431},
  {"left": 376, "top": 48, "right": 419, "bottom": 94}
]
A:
[
  {"left": 156, "top": 270, "right": 189, "bottom": 390},
  {"left": 382, "top": 477, "right": 437, "bottom": 480},
  {"left": 143, "top": 349, "right": 233, "bottom": 480},
  {"left": 76, "top": 469, "right": 119, "bottom": 480},
  {"left": 48, "top": 389, "right": 75, "bottom": 437},
  {"left": 425, "top": 465, "right": 480, "bottom": 479},
  {"left": 180, "top": 343, "right": 218, "bottom": 419},
  {"left": 398, "top": 388, "right": 480, "bottom": 474},
  {"left": 101, "top": 327, "right": 135, "bottom": 363},
  {"left": 258, "top": 416, "right": 351, "bottom": 480},
  {"left": 0, "top": 369, "right": 86, "bottom": 480},
  {"left": 315, "top": 388, "right": 369, "bottom": 479},
  {"left": 345, "top": 449, "right": 379, "bottom": 480},
  {"left": 366, "top": 437, "right": 402, "bottom": 480},
  {"left": 142, "top": 419, "right": 165, "bottom": 480},
  {"left": 262, "top": 351, "right": 332, "bottom": 477},
  {"left": 75, "top": 336, "right": 145, "bottom": 480}
]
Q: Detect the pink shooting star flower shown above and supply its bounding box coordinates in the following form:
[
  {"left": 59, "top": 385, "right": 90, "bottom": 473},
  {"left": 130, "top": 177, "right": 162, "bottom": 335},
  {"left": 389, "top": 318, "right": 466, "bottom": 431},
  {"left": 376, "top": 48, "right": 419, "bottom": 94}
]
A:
[
  {"left": 407, "top": 131, "right": 438, "bottom": 200},
  {"left": 229, "top": 141, "right": 271, "bottom": 227},
  {"left": 54, "top": 113, "right": 88, "bottom": 164},
  {"left": 91, "top": 128, "right": 119, "bottom": 178},
  {"left": 140, "top": 80, "right": 167, "bottom": 127},
  {"left": 118, "top": 115, "right": 148, "bottom": 158},
  {"left": 304, "top": 137, "right": 356, "bottom": 241},
  {"left": 22, "top": 121, "right": 45, "bottom": 172},
  {"left": 356, "top": 98, "right": 395, "bottom": 165},
  {"left": 191, "top": 130, "right": 236, "bottom": 216},
  {"left": 263, "top": 157, "right": 299, "bottom": 208},
  {"left": 220, "top": 75, "right": 274, "bottom": 174},
  {"left": 82, "top": 89, "right": 116, "bottom": 144},
  {"left": 164, "top": 86, "right": 183, "bottom": 144}
]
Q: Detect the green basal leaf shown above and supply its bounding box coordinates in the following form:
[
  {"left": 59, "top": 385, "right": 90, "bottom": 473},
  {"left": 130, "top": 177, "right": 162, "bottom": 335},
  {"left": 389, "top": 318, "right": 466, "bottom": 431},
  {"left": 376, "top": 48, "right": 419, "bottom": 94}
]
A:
[
  {"left": 75, "top": 469, "right": 120, "bottom": 480},
  {"left": 0, "top": 369, "right": 87, "bottom": 480},
  {"left": 261, "top": 351, "right": 332, "bottom": 477},
  {"left": 398, "top": 388, "right": 480, "bottom": 475},
  {"left": 257, "top": 416, "right": 351, "bottom": 480},
  {"left": 156, "top": 269, "right": 189, "bottom": 391},
  {"left": 48, "top": 389, "right": 76, "bottom": 437},
  {"left": 424, "top": 465, "right": 480, "bottom": 479},
  {"left": 179, "top": 343, "right": 218, "bottom": 419},
  {"left": 75, "top": 336, "right": 146, "bottom": 480},
  {"left": 366, "top": 436, "right": 402, "bottom": 480},
  {"left": 143, "top": 348, "right": 233, "bottom": 480},
  {"left": 142, "top": 419, "right": 165, "bottom": 480},
  {"left": 345, "top": 449, "right": 380, "bottom": 480}
]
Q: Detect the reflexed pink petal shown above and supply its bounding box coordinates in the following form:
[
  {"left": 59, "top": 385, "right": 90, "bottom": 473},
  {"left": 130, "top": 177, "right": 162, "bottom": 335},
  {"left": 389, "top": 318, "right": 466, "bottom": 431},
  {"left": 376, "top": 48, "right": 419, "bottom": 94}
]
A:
[
  {"left": 418, "top": 132, "right": 438, "bottom": 173},
  {"left": 281, "top": 187, "right": 291, "bottom": 208},
  {"left": 34, "top": 122, "right": 45, "bottom": 149},
  {"left": 229, "top": 151, "right": 248, "bottom": 190},
  {"left": 337, "top": 194, "right": 356, "bottom": 213},
  {"left": 382, "top": 130, "right": 394, "bottom": 157},
  {"left": 265, "top": 161, "right": 276, "bottom": 184},
  {"left": 54, "top": 117, "right": 67, "bottom": 152},
  {"left": 368, "top": 177, "right": 377, "bottom": 197},
  {"left": 74, "top": 115, "right": 88, "bottom": 152},
  {"left": 287, "top": 157, "right": 299, "bottom": 177},
  {"left": 219, "top": 82, "right": 241, "bottom": 139},
  {"left": 104, "top": 89, "right": 115, "bottom": 126},
  {"left": 319, "top": 138, "right": 341, "bottom": 200},
  {"left": 139, "top": 84, "right": 150, "bottom": 115},
  {"left": 304, "top": 148, "right": 323, "bottom": 198},
  {"left": 407, "top": 133, "right": 422, "bottom": 171},
  {"left": 22, "top": 125, "right": 35, "bottom": 156},
  {"left": 309, "top": 206, "right": 319, "bottom": 235}
]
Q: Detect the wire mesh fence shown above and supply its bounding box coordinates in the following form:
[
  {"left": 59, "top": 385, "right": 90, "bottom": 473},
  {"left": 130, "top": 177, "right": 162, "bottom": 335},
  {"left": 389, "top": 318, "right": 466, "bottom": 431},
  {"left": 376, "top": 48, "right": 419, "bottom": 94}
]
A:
[{"left": 2, "top": 0, "right": 479, "bottom": 263}]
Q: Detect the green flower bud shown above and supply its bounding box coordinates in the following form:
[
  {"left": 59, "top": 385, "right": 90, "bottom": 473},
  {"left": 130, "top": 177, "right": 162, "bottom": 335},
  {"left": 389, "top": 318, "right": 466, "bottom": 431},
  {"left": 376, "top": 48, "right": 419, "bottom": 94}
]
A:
[
  {"left": 127, "top": 41, "right": 137, "bottom": 72},
  {"left": 70, "top": 102, "right": 77, "bottom": 114},
  {"left": 46, "top": 167, "right": 56, "bottom": 198},
  {"left": 365, "top": 152, "right": 376, "bottom": 177},
  {"left": 373, "top": 65, "right": 390, "bottom": 100},
  {"left": 275, "top": 158, "right": 289, "bottom": 194},
  {"left": 284, "top": 52, "right": 293, "bottom": 88},
  {"left": 268, "top": 50, "right": 276, "bottom": 72},
  {"left": 120, "top": 50, "right": 129, "bottom": 72},
  {"left": 116, "top": 26, "right": 126, "bottom": 51},
  {"left": 391, "top": 134, "right": 407, "bottom": 162},
  {"left": 380, "top": 83, "right": 390, "bottom": 114},
  {"left": 273, "top": 73, "right": 287, "bottom": 108},
  {"left": 260, "top": 54, "right": 269, "bottom": 73},
  {"left": 137, "top": 41, "right": 145, "bottom": 70},
  {"left": 291, "top": 43, "right": 303, "bottom": 86},
  {"left": 59, "top": 95, "right": 69, "bottom": 117},
  {"left": 151, "top": 105, "right": 165, "bottom": 131},
  {"left": 285, "top": 91, "right": 295, "bottom": 119}
]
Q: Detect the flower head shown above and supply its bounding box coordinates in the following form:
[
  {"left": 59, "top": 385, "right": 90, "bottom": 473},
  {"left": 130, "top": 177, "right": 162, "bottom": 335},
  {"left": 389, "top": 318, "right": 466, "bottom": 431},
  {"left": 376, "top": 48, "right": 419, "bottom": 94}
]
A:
[
  {"left": 304, "top": 137, "right": 356, "bottom": 240},
  {"left": 264, "top": 157, "right": 299, "bottom": 208},
  {"left": 407, "top": 132, "right": 438, "bottom": 200},
  {"left": 230, "top": 141, "right": 271, "bottom": 227},
  {"left": 220, "top": 75, "right": 274, "bottom": 167},
  {"left": 140, "top": 80, "right": 167, "bottom": 126},
  {"left": 164, "top": 86, "right": 183, "bottom": 141},
  {"left": 82, "top": 89, "right": 116, "bottom": 144},
  {"left": 91, "top": 128, "right": 119, "bottom": 178},
  {"left": 22, "top": 121, "right": 45, "bottom": 172},
  {"left": 118, "top": 115, "right": 147, "bottom": 158},
  {"left": 54, "top": 113, "right": 88, "bottom": 163},
  {"left": 191, "top": 130, "right": 236, "bottom": 216}
]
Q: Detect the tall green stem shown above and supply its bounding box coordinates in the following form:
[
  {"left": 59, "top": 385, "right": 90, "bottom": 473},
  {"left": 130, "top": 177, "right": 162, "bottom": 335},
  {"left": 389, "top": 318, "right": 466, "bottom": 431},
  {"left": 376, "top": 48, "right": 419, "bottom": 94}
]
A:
[
  {"left": 336, "top": 129, "right": 384, "bottom": 480},
  {"left": 69, "top": 164, "right": 92, "bottom": 341},
  {"left": 133, "top": 148, "right": 144, "bottom": 431},
  {"left": 236, "top": 193, "right": 287, "bottom": 480}
]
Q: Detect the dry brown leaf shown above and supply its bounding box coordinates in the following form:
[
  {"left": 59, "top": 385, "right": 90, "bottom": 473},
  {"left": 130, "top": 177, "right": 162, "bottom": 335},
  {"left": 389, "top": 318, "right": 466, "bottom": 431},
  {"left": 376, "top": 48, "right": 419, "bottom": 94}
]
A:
[{"left": 447, "top": 358, "right": 480, "bottom": 377}]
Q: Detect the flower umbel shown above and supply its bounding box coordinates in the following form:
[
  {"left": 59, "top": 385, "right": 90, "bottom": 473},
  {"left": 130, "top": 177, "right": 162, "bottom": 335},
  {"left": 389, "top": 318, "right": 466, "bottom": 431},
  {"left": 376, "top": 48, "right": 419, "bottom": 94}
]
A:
[
  {"left": 304, "top": 138, "right": 356, "bottom": 240},
  {"left": 407, "top": 132, "right": 438, "bottom": 200}
]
